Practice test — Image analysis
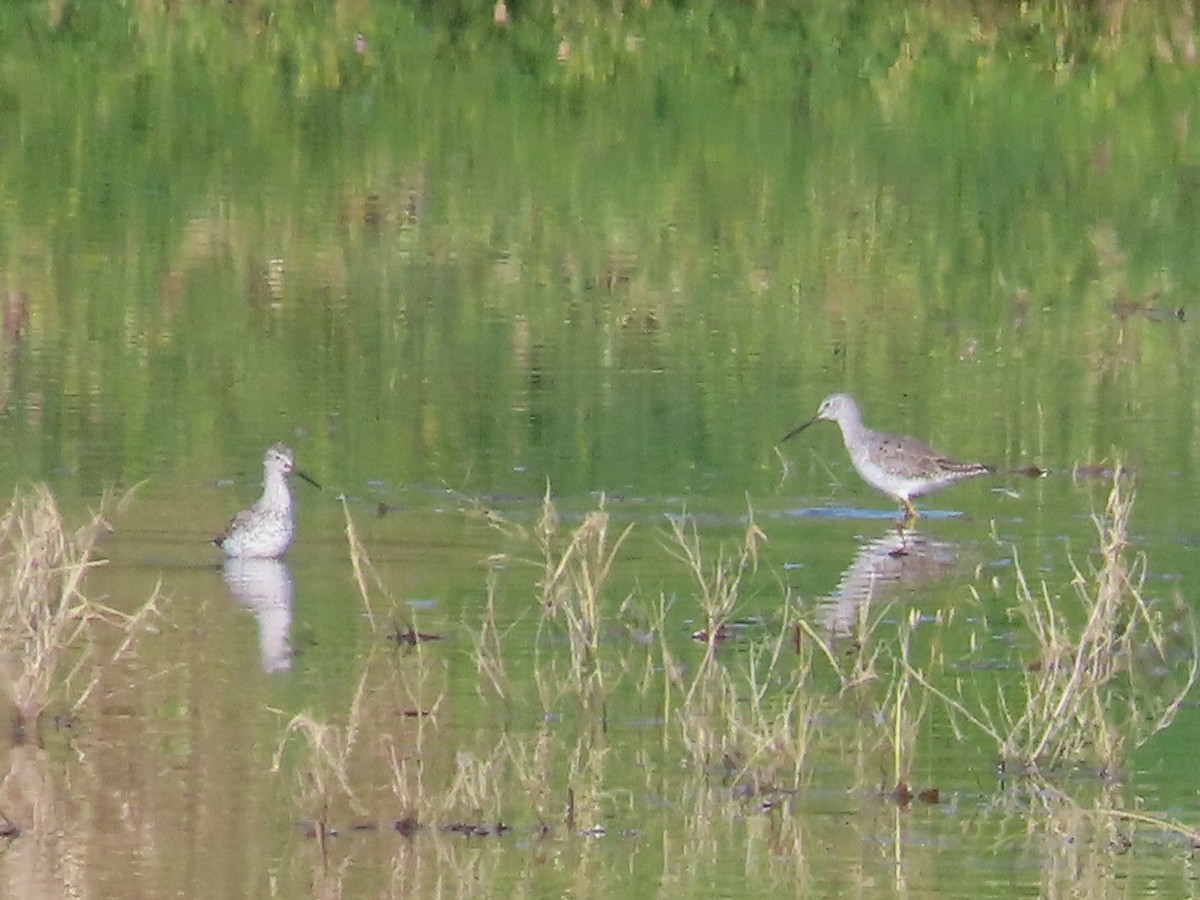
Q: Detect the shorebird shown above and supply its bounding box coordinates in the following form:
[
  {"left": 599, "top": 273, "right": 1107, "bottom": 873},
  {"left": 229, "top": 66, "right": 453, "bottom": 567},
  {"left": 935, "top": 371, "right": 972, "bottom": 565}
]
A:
[
  {"left": 214, "top": 443, "right": 320, "bottom": 559},
  {"left": 782, "top": 393, "right": 994, "bottom": 520}
]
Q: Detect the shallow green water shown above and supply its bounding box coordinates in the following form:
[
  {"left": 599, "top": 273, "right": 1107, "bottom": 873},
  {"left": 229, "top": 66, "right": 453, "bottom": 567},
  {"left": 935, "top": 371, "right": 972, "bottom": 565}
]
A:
[{"left": 2, "top": 2, "right": 1200, "bottom": 897}]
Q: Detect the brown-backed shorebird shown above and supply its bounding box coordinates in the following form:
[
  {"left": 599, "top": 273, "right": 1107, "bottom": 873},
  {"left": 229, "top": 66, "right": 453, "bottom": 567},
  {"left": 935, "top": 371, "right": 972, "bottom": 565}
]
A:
[
  {"left": 783, "top": 393, "right": 994, "bottom": 519},
  {"left": 214, "top": 443, "right": 320, "bottom": 558}
]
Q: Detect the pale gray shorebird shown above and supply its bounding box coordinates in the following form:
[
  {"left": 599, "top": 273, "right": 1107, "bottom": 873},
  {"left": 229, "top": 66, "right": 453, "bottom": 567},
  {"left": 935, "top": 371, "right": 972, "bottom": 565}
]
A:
[
  {"left": 214, "top": 443, "right": 320, "bottom": 559},
  {"left": 782, "top": 393, "right": 994, "bottom": 520}
]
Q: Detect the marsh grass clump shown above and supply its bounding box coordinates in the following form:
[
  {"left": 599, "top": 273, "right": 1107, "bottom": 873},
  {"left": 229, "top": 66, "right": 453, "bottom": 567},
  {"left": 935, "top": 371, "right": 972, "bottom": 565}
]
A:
[
  {"left": 472, "top": 487, "right": 635, "bottom": 715},
  {"left": 533, "top": 489, "right": 633, "bottom": 694},
  {"left": 470, "top": 495, "right": 818, "bottom": 815},
  {"left": 0, "top": 485, "right": 161, "bottom": 742},
  {"left": 664, "top": 509, "right": 766, "bottom": 662},
  {"left": 677, "top": 616, "right": 821, "bottom": 797},
  {"left": 273, "top": 667, "right": 371, "bottom": 853},
  {"left": 798, "top": 593, "right": 892, "bottom": 693},
  {"left": 915, "top": 471, "right": 1197, "bottom": 775},
  {"left": 662, "top": 511, "right": 822, "bottom": 794}
]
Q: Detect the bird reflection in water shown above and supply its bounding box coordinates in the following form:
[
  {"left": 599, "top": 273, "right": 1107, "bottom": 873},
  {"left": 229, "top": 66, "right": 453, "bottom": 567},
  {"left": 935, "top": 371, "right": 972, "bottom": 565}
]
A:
[
  {"left": 221, "top": 558, "right": 294, "bottom": 673},
  {"left": 817, "top": 528, "right": 965, "bottom": 637}
]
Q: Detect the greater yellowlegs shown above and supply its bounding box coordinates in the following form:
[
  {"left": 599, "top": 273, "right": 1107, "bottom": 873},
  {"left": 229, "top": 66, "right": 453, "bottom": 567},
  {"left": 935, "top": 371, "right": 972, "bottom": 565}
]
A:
[
  {"left": 783, "top": 393, "right": 994, "bottom": 519},
  {"left": 214, "top": 443, "right": 320, "bottom": 559}
]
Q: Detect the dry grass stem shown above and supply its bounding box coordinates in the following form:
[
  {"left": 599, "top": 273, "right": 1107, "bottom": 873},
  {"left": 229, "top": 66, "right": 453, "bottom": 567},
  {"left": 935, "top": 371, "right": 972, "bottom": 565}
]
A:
[
  {"left": 471, "top": 567, "right": 512, "bottom": 701},
  {"left": 342, "top": 496, "right": 382, "bottom": 632},
  {"left": 884, "top": 611, "right": 931, "bottom": 790}
]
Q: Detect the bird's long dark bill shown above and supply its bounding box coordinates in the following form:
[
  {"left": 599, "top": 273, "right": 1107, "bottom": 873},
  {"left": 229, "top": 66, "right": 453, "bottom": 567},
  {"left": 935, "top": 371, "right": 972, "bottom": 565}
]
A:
[
  {"left": 781, "top": 417, "right": 818, "bottom": 443},
  {"left": 296, "top": 469, "right": 322, "bottom": 489}
]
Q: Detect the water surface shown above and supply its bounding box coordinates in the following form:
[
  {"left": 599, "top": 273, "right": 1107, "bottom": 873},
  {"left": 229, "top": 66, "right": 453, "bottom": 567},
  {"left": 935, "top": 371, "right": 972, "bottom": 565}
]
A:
[{"left": 2, "top": 3, "right": 1200, "bottom": 897}]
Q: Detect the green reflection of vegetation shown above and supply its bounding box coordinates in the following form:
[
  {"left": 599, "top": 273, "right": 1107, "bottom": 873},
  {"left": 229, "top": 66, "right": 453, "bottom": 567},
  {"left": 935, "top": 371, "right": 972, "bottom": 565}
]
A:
[{"left": 0, "top": 1, "right": 1196, "bottom": 500}]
